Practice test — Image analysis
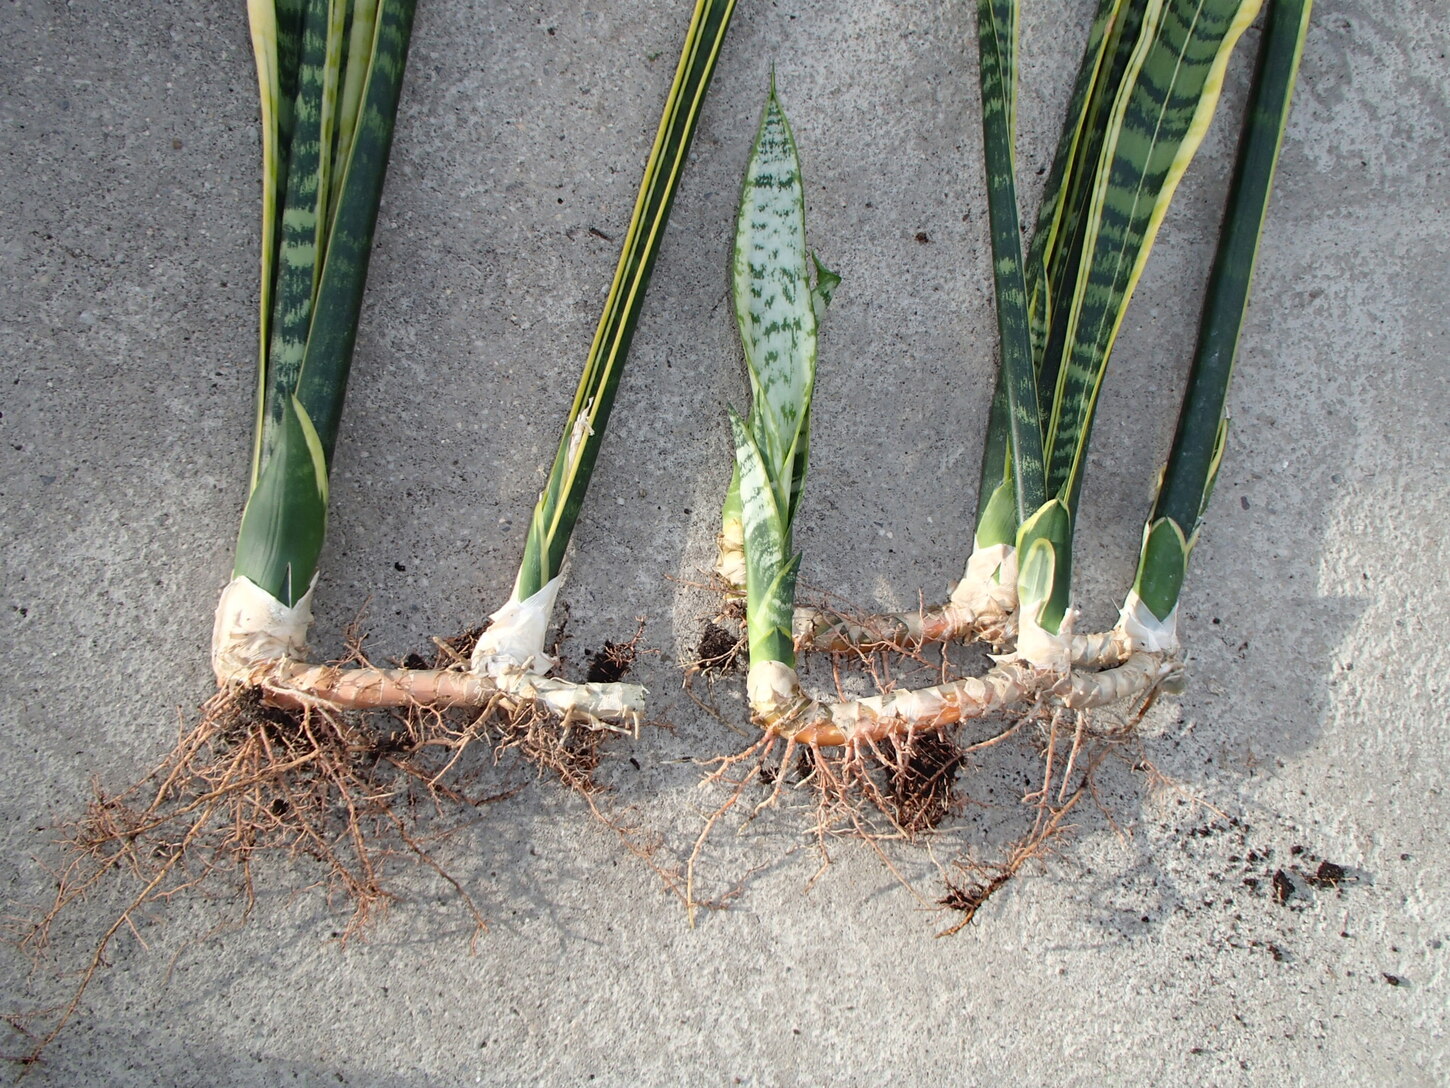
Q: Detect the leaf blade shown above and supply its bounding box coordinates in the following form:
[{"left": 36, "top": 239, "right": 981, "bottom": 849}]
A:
[
  {"left": 1042, "top": 0, "right": 1265, "bottom": 502},
  {"left": 976, "top": 0, "right": 1045, "bottom": 520},
  {"left": 1132, "top": 0, "right": 1311, "bottom": 620},
  {"left": 732, "top": 84, "right": 817, "bottom": 483},
  {"left": 514, "top": 0, "right": 739, "bottom": 599}
]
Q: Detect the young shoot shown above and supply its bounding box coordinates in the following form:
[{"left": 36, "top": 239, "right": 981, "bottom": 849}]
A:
[{"left": 724, "top": 82, "right": 833, "bottom": 730}]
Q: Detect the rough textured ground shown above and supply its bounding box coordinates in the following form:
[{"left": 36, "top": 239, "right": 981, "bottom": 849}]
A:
[{"left": 2, "top": 1, "right": 1447, "bottom": 1083}]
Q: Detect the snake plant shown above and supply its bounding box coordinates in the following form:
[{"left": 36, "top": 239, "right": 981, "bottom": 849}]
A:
[
  {"left": 214, "top": 0, "right": 416, "bottom": 681},
  {"left": 472, "top": 0, "right": 739, "bottom": 717},
  {"left": 214, "top": 0, "right": 738, "bottom": 728},
  {"left": 720, "top": 0, "right": 1310, "bottom": 743},
  {"left": 724, "top": 83, "right": 836, "bottom": 729},
  {"left": 1125, "top": 0, "right": 1313, "bottom": 647}
]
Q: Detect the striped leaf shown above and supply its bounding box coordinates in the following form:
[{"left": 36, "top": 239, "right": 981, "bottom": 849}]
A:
[
  {"left": 513, "top": 0, "right": 739, "bottom": 601},
  {"left": 976, "top": 0, "right": 1045, "bottom": 521},
  {"left": 1022, "top": 0, "right": 1129, "bottom": 373},
  {"left": 245, "top": 0, "right": 308, "bottom": 490},
  {"left": 260, "top": 0, "right": 335, "bottom": 470},
  {"left": 1031, "top": 3, "right": 1156, "bottom": 426},
  {"left": 974, "top": 0, "right": 1138, "bottom": 547},
  {"left": 1041, "top": 0, "right": 1264, "bottom": 502},
  {"left": 294, "top": 0, "right": 416, "bottom": 464},
  {"left": 1133, "top": 0, "right": 1311, "bottom": 620},
  {"left": 329, "top": 0, "right": 381, "bottom": 229},
  {"left": 234, "top": 0, "right": 417, "bottom": 606}
]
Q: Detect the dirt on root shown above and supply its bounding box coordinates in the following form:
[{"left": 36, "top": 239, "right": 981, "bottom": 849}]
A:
[
  {"left": 694, "top": 621, "right": 742, "bottom": 673},
  {"left": 683, "top": 664, "right": 1146, "bottom": 937},
  {"left": 587, "top": 640, "right": 637, "bottom": 684},
  {"left": 884, "top": 732, "right": 967, "bottom": 835}
]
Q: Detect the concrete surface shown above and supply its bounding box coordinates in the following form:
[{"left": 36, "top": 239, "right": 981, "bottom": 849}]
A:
[{"left": 2, "top": 0, "right": 1447, "bottom": 1083}]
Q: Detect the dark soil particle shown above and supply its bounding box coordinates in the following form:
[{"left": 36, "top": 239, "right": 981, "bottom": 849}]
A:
[
  {"left": 695, "top": 622, "right": 741, "bottom": 671},
  {"left": 1272, "top": 869, "right": 1295, "bottom": 905},
  {"left": 586, "top": 640, "right": 635, "bottom": 683},
  {"left": 887, "top": 733, "right": 965, "bottom": 833}
]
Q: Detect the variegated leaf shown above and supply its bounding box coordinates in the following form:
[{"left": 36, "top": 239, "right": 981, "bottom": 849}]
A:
[
  {"left": 732, "top": 85, "right": 817, "bottom": 481},
  {"left": 514, "top": 0, "right": 739, "bottom": 600}
]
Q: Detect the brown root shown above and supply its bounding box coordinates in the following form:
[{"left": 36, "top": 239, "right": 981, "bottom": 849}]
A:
[
  {"left": 686, "top": 628, "right": 1170, "bottom": 933},
  {"left": 12, "top": 617, "right": 643, "bottom": 1067},
  {"left": 934, "top": 797, "right": 1078, "bottom": 937},
  {"left": 10, "top": 683, "right": 514, "bottom": 1066}
]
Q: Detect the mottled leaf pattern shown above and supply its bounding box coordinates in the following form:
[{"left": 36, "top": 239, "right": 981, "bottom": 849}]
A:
[
  {"left": 730, "top": 85, "right": 819, "bottom": 669},
  {"left": 733, "top": 87, "right": 817, "bottom": 492}
]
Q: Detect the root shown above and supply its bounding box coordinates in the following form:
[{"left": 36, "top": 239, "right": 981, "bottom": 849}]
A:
[
  {"left": 12, "top": 607, "right": 646, "bottom": 1067},
  {"left": 761, "top": 659, "right": 1047, "bottom": 747},
  {"left": 690, "top": 657, "right": 1161, "bottom": 933},
  {"left": 795, "top": 598, "right": 1012, "bottom": 655},
  {"left": 687, "top": 562, "right": 1192, "bottom": 934},
  {"left": 684, "top": 721, "right": 982, "bottom": 918},
  {"left": 10, "top": 685, "right": 513, "bottom": 1065},
  {"left": 935, "top": 789, "right": 1082, "bottom": 937}
]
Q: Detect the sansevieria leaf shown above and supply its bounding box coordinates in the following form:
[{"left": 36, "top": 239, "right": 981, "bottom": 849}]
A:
[
  {"left": 294, "top": 0, "right": 416, "bottom": 465},
  {"left": 260, "top": 0, "right": 335, "bottom": 470},
  {"left": 733, "top": 81, "right": 817, "bottom": 507},
  {"left": 976, "top": 0, "right": 1045, "bottom": 522},
  {"left": 731, "top": 410, "right": 799, "bottom": 667},
  {"left": 234, "top": 397, "right": 330, "bottom": 605},
  {"left": 973, "top": 0, "right": 1137, "bottom": 548},
  {"left": 513, "top": 0, "right": 738, "bottom": 602},
  {"left": 731, "top": 82, "right": 818, "bottom": 672},
  {"left": 1132, "top": 0, "right": 1311, "bottom": 622},
  {"left": 1022, "top": 0, "right": 1128, "bottom": 370},
  {"left": 246, "top": 0, "right": 308, "bottom": 490},
  {"left": 234, "top": 0, "right": 417, "bottom": 606},
  {"left": 1043, "top": 0, "right": 1264, "bottom": 502}
]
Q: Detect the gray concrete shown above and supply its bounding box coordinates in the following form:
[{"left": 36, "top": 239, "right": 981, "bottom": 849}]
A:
[{"left": 3, "top": 0, "right": 1447, "bottom": 1083}]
